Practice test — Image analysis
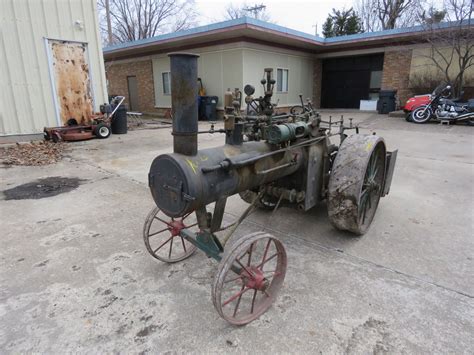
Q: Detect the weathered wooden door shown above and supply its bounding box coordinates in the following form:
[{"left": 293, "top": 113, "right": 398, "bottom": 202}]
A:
[{"left": 48, "top": 40, "right": 93, "bottom": 125}]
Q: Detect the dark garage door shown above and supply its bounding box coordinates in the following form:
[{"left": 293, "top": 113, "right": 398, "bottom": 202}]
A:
[{"left": 321, "top": 54, "right": 384, "bottom": 109}]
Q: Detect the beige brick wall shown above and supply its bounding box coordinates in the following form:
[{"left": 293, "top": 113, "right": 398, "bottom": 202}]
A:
[
  {"left": 381, "top": 49, "right": 413, "bottom": 105},
  {"left": 106, "top": 60, "right": 158, "bottom": 114},
  {"left": 312, "top": 58, "right": 322, "bottom": 108}
]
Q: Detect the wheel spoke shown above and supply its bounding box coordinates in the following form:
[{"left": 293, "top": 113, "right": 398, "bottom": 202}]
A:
[
  {"left": 247, "top": 242, "right": 254, "bottom": 266},
  {"left": 233, "top": 284, "right": 246, "bottom": 317},
  {"left": 260, "top": 239, "right": 272, "bottom": 269},
  {"left": 222, "top": 287, "right": 250, "bottom": 307},
  {"left": 251, "top": 289, "right": 258, "bottom": 313},
  {"left": 148, "top": 227, "right": 170, "bottom": 238},
  {"left": 370, "top": 151, "right": 378, "bottom": 176},
  {"left": 224, "top": 275, "right": 244, "bottom": 284},
  {"left": 256, "top": 252, "right": 278, "bottom": 269},
  {"left": 362, "top": 193, "right": 371, "bottom": 224},
  {"left": 154, "top": 216, "right": 172, "bottom": 227},
  {"left": 184, "top": 222, "right": 198, "bottom": 229},
  {"left": 235, "top": 259, "right": 255, "bottom": 278},
  {"left": 360, "top": 187, "right": 369, "bottom": 200},
  {"left": 182, "top": 211, "right": 193, "bottom": 221},
  {"left": 153, "top": 235, "right": 173, "bottom": 254},
  {"left": 168, "top": 237, "right": 173, "bottom": 259},
  {"left": 180, "top": 236, "right": 187, "bottom": 252},
  {"left": 371, "top": 166, "right": 379, "bottom": 180}
]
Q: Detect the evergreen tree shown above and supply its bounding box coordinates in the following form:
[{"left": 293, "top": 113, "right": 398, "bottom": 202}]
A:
[
  {"left": 323, "top": 8, "right": 363, "bottom": 38},
  {"left": 322, "top": 17, "right": 334, "bottom": 38}
]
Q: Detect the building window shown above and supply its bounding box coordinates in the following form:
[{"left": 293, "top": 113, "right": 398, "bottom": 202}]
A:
[
  {"left": 162, "top": 72, "right": 171, "bottom": 95},
  {"left": 277, "top": 68, "right": 289, "bottom": 93},
  {"left": 369, "top": 70, "right": 382, "bottom": 100}
]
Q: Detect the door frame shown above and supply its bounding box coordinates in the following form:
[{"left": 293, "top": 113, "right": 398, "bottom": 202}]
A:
[{"left": 44, "top": 37, "right": 96, "bottom": 126}]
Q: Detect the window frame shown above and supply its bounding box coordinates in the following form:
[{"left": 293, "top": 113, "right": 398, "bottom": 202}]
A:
[
  {"left": 276, "top": 68, "right": 289, "bottom": 93},
  {"left": 162, "top": 71, "right": 171, "bottom": 95}
]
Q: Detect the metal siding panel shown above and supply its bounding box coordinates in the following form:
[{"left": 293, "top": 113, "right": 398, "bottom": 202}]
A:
[
  {"left": 221, "top": 50, "right": 243, "bottom": 109},
  {"left": 42, "top": 0, "right": 61, "bottom": 38},
  {"left": 79, "top": 0, "right": 107, "bottom": 110},
  {"left": 88, "top": 0, "right": 109, "bottom": 103},
  {"left": 3, "top": 0, "right": 30, "bottom": 134},
  {"left": 14, "top": 0, "right": 46, "bottom": 132},
  {"left": 198, "top": 52, "right": 224, "bottom": 107},
  {"left": 243, "top": 49, "right": 264, "bottom": 98},
  {"left": 28, "top": 0, "right": 57, "bottom": 128},
  {"left": 56, "top": 0, "right": 72, "bottom": 40},
  {"left": 1, "top": 0, "right": 107, "bottom": 135},
  {"left": 0, "top": 22, "right": 19, "bottom": 134}
]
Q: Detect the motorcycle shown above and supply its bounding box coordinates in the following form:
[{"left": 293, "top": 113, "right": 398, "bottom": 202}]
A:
[{"left": 410, "top": 83, "right": 474, "bottom": 125}]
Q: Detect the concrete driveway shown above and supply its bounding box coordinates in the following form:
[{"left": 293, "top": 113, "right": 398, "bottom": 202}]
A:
[{"left": 1, "top": 112, "right": 473, "bottom": 353}]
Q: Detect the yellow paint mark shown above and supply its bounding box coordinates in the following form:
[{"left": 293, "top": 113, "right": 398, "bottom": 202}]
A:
[
  {"left": 199, "top": 155, "right": 209, "bottom": 161},
  {"left": 185, "top": 158, "right": 198, "bottom": 174},
  {"left": 366, "top": 142, "right": 374, "bottom": 152}
]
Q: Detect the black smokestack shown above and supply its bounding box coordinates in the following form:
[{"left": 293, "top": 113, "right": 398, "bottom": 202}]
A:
[{"left": 168, "top": 53, "right": 200, "bottom": 156}]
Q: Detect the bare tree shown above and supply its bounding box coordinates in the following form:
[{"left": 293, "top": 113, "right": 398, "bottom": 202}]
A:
[
  {"left": 224, "top": 3, "right": 247, "bottom": 20},
  {"left": 223, "top": 2, "right": 271, "bottom": 21},
  {"left": 97, "top": 0, "right": 198, "bottom": 45},
  {"left": 418, "top": 0, "right": 474, "bottom": 96},
  {"left": 355, "top": 0, "right": 423, "bottom": 31}
]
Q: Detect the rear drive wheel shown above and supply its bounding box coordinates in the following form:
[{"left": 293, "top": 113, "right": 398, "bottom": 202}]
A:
[
  {"left": 327, "top": 134, "right": 386, "bottom": 235},
  {"left": 411, "top": 106, "right": 432, "bottom": 124}
]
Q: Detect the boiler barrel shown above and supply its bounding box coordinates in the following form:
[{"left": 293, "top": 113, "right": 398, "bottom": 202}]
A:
[{"left": 149, "top": 141, "right": 304, "bottom": 217}]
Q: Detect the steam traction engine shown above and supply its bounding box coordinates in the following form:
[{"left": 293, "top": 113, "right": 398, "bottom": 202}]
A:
[{"left": 144, "top": 53, "right": 397, "bottom": 325}]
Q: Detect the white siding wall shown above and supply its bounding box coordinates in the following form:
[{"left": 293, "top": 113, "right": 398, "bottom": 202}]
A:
[
  {"left": 0, "top": 0, "right": 107, "bottom": 135},
  {"left": 152, "top": 46, "right": 243, "bottom": 109},
  {"left": 151, "top": 42, "right": 313, "bottom": 110},
  {"left": 243, "top": 46, "right": 314, "bottom": 107}
]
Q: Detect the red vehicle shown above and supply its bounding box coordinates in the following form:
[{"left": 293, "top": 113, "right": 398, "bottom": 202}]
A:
[{"left": 403, "top": 94, "right": 431, "bottom": 121}]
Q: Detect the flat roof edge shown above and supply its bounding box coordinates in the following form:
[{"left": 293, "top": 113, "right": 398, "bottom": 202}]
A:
[{"left": 103, "top": 18, "right": 473, "bottom": 55}]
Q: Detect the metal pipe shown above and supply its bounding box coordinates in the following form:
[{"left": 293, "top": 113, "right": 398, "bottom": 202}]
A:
[{"left": 169, "top": 53, "right": 200, "bottom": 156}]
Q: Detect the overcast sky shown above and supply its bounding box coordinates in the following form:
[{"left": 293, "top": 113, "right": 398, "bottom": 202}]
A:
[{"left": 195, "top": 0, "right": 354, "bottom": 36}]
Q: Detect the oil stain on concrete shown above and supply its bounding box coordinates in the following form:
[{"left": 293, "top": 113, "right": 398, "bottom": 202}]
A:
[{"left": 2, "top": 177, "right": 84, "bottom": 200}]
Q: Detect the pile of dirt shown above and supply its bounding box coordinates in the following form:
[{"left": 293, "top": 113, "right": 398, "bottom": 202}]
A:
[{"left": 0, "top": 141, "right": 68, "bottom": 166}]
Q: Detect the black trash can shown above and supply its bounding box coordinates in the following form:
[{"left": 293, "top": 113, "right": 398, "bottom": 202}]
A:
[
  {"left": 111, "top": 104, "right": 128, "bottom": 134},
  {"left": 377, "top": 90, "right": 397, "bottom": 114},
  {"left": 199, "top": 96, "right": 218, "bottom": 120}
]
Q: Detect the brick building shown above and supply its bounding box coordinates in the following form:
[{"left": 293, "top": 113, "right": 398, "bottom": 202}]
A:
[{"left": 103, "top": 17, "right": 473, "bottom": 115}]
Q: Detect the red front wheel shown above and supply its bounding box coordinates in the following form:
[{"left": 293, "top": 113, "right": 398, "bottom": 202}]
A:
[
  {"left": 212, "top": 232, "right": 287, "bottom": 325},
  {"left": 143, "top": 207, "right": 198, "bottom": 263}
]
